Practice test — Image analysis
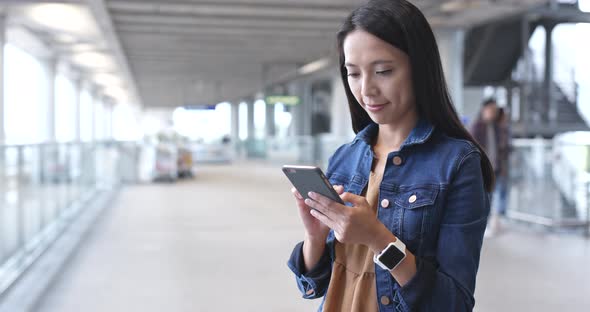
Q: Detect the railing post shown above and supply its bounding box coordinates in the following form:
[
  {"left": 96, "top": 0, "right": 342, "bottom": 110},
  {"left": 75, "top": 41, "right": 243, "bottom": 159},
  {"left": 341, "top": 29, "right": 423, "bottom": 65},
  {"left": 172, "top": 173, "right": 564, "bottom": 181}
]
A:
[
  {"left": 16, "top": 146, "right": 25, "bottom": 254},
  {"left": 39, "top": 144, "right": 47, "bottom": 229},
  {"left": 65, "top": 143, "right": 72, "bottom": 213},
  {"left": 0, "top": 146, "right": 5, "bottom": 263}
]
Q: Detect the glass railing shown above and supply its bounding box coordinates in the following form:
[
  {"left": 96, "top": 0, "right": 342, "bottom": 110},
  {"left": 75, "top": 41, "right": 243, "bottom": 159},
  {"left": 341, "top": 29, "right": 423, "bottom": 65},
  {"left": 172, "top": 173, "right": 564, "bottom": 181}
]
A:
[
  {"left": 0, "top": 141, "right": 122, "bottom": 296},
  {"left": 259, "top": 134, "right": 590, "bottom": 235},
  {"left": 508, "top": 136, "right": 590, "bottom": 236}
]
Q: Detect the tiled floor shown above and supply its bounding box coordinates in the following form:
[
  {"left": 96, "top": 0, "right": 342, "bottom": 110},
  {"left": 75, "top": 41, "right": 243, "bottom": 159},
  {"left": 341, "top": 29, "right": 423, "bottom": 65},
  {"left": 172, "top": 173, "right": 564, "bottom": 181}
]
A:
[{"left": 33, "top": 162, "right": 590, "bottom": 312}]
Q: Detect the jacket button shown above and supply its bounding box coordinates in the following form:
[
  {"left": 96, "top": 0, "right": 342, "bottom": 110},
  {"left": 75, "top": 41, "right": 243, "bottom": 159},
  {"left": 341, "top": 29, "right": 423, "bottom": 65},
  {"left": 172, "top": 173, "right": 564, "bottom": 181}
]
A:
[
  {"left": 381, "top": 199, "right": 390, "bottom": 208},
  {"left": 380, "top": 295, "right": 391, "bottom": 305},
  {"left": 409, "top": 194, "right": 417, "bottom": 203},
  {"left": 393, "top": 156, "right": 403, "bottom": 166}
]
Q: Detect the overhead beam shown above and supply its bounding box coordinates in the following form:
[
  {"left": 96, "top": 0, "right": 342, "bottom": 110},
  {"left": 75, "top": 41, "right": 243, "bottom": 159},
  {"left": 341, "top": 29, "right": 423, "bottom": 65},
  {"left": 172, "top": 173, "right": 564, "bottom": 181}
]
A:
[
  {"left": 107, "top": 1, "right": 350, "bottom": 21},
  {"left": 119, "top": 33, "right": 332, "bottom": 48},
  {"left": 108, "top": 0, "right": 358, "bottom": 11},
  {"left": 111, "top": 13, "right": 341, "bottom": 31},
  {"left": 116, "top": 24, "right": 334, "bottom": 38},
  {"left": 125, "top": 46, "right": 328, "bottom": 59}
]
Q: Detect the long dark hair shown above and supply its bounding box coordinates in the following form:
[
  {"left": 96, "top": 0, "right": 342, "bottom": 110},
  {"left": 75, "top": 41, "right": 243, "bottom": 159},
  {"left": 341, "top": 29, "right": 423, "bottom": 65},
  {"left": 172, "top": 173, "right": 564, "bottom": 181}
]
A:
[{"left": 337, "top": 0, "right": 495, "bottom": 192}]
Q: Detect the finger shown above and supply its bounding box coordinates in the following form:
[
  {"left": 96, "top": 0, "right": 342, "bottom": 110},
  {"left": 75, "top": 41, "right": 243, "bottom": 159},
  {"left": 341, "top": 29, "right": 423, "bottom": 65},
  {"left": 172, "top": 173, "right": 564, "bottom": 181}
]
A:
[
  {"left": 304, "top": 197, "right": 336, "bottom": 220},
  {"left": 309, "top": 208, "right": 337, "bottom": 229},
  {"left": 308, "top": 192, "right": 345, "bottom": 215},
  {"left": 291, "top": 187, "right": 304, "bottom": 200},
  {"left": 333, "top": 185, "right": 345, "bottom": 195},
  {"left": 340, "top": 192, "right": 368, "bottom": 206}
]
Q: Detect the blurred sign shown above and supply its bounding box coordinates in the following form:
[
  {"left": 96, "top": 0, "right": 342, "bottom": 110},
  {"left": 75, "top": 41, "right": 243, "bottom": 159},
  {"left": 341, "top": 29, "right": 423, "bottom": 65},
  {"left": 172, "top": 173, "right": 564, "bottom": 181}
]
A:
[{"left": 265, "top": 95, "right": 300, "bottom": 106}]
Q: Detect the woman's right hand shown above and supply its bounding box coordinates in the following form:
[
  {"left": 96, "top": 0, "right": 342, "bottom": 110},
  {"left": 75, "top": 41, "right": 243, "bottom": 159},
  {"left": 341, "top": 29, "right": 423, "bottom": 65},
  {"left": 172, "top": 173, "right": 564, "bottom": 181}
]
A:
[{"left": 292, "top": 185, "right": 344, "bottom": 241}]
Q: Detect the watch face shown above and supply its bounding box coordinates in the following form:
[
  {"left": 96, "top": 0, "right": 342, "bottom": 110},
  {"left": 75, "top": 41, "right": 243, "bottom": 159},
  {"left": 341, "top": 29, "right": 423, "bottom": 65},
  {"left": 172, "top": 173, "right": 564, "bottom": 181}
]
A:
[{"left": 379, "top": 245, "right": 405, "bottom": 269}]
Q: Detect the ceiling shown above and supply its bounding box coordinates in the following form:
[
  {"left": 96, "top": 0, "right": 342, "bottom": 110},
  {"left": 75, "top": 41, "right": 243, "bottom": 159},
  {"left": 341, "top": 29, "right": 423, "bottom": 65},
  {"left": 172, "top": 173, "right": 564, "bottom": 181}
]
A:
[
  {"left": 107, "top": 0, "right": 548, "bottom": 108},
  {"left": 3, "top": 0, "right": 549, "bottom": 109}
]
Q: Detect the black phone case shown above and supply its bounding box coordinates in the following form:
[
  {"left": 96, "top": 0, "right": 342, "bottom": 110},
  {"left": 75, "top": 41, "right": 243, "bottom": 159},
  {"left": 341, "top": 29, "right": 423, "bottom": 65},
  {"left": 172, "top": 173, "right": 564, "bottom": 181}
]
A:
[{"left": 282, "top": 166, "right": 345, "bottom": 205}]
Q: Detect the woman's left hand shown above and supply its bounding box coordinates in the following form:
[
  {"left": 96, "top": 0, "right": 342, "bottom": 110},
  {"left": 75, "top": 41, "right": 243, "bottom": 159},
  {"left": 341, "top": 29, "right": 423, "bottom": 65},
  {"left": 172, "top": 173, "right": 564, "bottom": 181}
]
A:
[{"left": 305, "top": 191, "right": 389, "bottom": 248}]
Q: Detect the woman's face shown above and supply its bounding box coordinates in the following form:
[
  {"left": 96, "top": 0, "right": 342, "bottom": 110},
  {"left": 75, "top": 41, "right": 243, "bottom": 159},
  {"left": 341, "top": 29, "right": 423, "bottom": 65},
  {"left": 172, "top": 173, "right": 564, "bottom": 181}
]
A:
[{"left": 343, "top": 30, "right": 417, "bottom": 126}]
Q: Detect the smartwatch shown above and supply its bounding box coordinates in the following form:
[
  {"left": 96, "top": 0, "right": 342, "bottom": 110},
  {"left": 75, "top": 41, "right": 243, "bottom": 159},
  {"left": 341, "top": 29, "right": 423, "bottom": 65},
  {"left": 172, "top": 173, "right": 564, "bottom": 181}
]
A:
[{"left": 373, "top": 239, "right": 406, "bottom": 271}]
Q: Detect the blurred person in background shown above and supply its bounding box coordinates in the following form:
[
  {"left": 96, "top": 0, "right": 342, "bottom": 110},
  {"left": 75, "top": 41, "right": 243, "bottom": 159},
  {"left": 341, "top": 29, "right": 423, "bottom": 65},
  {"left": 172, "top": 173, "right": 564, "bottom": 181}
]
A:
[
  {"left": 494, "top": 108, "right": 511, "bottom": 228},
  {"left": 470, "top": 99, "right": 510, "bottom": 236},
  {"left": 286, "top": 1, "right": 493, "bottom": 311}
]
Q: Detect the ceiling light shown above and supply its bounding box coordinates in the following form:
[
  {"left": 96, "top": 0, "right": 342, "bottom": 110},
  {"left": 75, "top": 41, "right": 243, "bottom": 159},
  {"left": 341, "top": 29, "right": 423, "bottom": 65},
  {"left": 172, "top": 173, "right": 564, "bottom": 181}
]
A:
[
  {"left": 27, "top": 4, "right": 98, "bottom": 36},
  {"left": 103, "top": 86, "right": 129, "bottom": 102},
  {"left": 54, "top": 33, "right": 77, "bottom": 44},
  {"left": 71, "top": 52, "right": 115, "bottom": 70},
  {"left": 94, "top": 73, "right": 124, "bottom": 88},
  {"left": 71, "top": 43, "right": 98, "bottom": 53},
  {"left": 298, "top": 57, "right": 331, "bottom": 75}
]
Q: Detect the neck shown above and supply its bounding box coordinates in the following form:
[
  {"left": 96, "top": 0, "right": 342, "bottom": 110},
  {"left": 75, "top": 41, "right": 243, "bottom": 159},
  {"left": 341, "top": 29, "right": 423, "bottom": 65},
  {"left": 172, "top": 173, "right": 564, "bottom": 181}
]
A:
[{"left": 375, "top": 114, "right": 418, "bottom": 152}]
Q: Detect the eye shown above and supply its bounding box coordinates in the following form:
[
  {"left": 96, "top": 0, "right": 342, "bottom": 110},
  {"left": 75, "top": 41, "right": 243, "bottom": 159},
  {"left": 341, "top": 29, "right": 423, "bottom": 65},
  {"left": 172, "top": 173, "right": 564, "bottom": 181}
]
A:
[
  {"left": 376, "top": 69, "right": 392, "bottom": 75},
  {"left": 347, "top": 72, "right": 360, "bottom": 78}
]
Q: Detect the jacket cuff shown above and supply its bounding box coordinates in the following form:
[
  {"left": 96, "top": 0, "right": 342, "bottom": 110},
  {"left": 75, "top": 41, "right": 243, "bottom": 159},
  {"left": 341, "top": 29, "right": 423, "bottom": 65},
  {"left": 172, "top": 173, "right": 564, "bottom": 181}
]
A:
[
  {"left": 287, "top": 241, "right": 331, "bottom": 298},
  {"left": 398, "top": 257, "right": 437, "bottom": 309}
]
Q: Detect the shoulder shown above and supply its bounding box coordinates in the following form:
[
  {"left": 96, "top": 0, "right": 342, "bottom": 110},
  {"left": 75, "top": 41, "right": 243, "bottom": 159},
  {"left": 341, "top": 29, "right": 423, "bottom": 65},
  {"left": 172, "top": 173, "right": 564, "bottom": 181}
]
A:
[
  {"left": 428, "top": 131, "right": 482, "bottom": 172},
  {"left": 431, "top": 130, "right": 479, "bottom": 155}
]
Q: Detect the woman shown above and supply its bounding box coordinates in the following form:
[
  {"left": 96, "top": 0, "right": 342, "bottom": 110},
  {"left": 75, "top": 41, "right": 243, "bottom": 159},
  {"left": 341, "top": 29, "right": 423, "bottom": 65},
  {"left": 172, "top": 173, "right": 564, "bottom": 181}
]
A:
[{"left": 287, "top": 0, "right": 493, "bottom": 311}]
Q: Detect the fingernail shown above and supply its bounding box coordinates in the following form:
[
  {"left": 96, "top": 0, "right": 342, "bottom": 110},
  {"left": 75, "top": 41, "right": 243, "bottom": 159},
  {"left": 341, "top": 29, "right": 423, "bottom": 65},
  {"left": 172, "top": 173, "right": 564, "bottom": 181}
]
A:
[{"left": 308, "top": 192, "right": 315, "bottom": 198}]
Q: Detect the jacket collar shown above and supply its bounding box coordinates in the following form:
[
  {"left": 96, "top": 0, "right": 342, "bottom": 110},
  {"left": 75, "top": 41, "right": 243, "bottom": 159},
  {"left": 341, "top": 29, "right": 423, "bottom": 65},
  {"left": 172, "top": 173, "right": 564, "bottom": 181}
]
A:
[{"left": 354, "top": 118, "right": 435, "bottom": 149}]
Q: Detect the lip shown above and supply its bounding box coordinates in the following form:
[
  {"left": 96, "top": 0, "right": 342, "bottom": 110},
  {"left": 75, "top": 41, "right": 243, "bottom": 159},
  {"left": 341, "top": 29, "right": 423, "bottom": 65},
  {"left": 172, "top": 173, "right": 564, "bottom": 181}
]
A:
[{"left": 365, "top": 103, "right": 388, "bottom": 112}]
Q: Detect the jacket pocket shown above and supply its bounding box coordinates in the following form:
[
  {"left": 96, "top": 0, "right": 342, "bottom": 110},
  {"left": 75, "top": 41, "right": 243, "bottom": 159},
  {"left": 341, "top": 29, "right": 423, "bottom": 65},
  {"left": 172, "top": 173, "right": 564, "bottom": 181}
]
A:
[{"left": 394, "top": 185, "right": 439, "bottom": 245}]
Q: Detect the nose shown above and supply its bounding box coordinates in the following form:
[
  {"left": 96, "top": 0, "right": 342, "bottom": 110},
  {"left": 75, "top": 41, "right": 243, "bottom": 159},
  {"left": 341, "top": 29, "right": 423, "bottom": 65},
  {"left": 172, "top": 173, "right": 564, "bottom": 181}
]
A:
[{"left": 361, "top": 75, "right": 378, "bottom": 98}]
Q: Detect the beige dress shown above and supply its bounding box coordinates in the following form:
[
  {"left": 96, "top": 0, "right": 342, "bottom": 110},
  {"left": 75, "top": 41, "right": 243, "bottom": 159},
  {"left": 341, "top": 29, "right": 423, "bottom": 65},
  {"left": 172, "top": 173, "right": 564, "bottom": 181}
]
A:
[{"left": 322, "top": 157, "right": 385, "bottom": 312}]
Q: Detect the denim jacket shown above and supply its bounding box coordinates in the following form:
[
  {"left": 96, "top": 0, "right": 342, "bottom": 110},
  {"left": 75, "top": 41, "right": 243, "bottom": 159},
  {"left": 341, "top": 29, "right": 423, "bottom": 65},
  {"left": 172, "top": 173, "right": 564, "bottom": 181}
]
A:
[{"left": 287, "top": 119, "right": 490, "bottom": 311}]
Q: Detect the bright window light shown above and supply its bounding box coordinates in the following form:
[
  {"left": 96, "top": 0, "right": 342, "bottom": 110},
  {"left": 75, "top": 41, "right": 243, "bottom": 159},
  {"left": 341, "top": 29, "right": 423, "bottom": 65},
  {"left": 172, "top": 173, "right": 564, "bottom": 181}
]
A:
[
  {"left": 4, "top": 44, "right": 47, "bottom": 144},
  {"left": 239, "top": 102, "right": 248, "bottom": 141},
  {"left": 80, "top": 90, "right": 93, "bottom": 142},
  {"left": 253, "top": 99, "right": 266, "bottom": 139},
  {"left": 274, "top": 103, "right": 292, "bottom": 138},
  {"left": 55, "top": 75, "right": 76, "bottom": 142},
  {"left": 172, "top": 104, "right": 231, "bottom": 142},
  {"left": 580, "top": 0, "right": 590, "bottom": 12},
  {"left": 94, "top": 100, "right": 106, "bottom": 140},
  {"left": 113, "top": 104, "right": 141, "bottom": 141}
]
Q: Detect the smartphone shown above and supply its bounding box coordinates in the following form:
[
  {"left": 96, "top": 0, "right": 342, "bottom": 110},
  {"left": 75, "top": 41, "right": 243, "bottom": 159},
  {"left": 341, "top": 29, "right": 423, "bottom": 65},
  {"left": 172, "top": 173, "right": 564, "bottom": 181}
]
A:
[{"left": 282, "top": 165, "right": 345, "bottom": 205}]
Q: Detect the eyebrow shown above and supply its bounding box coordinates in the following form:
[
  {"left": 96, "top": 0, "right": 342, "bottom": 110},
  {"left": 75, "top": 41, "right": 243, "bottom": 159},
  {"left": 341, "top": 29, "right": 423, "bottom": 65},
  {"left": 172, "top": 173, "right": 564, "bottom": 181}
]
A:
[{"left": 344, "top": 60, "right": 394, "bottom": 67}]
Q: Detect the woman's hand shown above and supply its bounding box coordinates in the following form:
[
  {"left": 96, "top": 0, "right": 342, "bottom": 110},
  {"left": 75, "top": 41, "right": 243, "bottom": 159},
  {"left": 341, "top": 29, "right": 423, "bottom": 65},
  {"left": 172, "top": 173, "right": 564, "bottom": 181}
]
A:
[
  {"left": 292, "top": 185, "right": 345, "bottom": 241},
  {"left": 305, "top": 191, "right": 391, "bottom": 250}
]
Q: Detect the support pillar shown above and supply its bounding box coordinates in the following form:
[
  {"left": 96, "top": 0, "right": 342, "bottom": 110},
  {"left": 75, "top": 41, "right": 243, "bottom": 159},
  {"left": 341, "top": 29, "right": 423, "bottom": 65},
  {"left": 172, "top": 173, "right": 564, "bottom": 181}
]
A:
[
  {"left": 0, "top": 13, "right": 5, "bottom": 143},
  {"left": 544, "top": 23, "right": 557, "bottom": 123},
  {"left": 435, "top": 29, "right": 465, "bottom": 115},
  {"left": 73, "top": 78, "right": 82, "bottom": 142}
]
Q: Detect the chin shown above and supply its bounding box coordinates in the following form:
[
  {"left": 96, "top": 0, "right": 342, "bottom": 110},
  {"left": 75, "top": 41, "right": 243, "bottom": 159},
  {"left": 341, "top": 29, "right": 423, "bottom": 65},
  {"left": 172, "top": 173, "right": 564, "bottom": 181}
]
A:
[{"left": 367, "top": 115, "right": 391, "bottom": 125}]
